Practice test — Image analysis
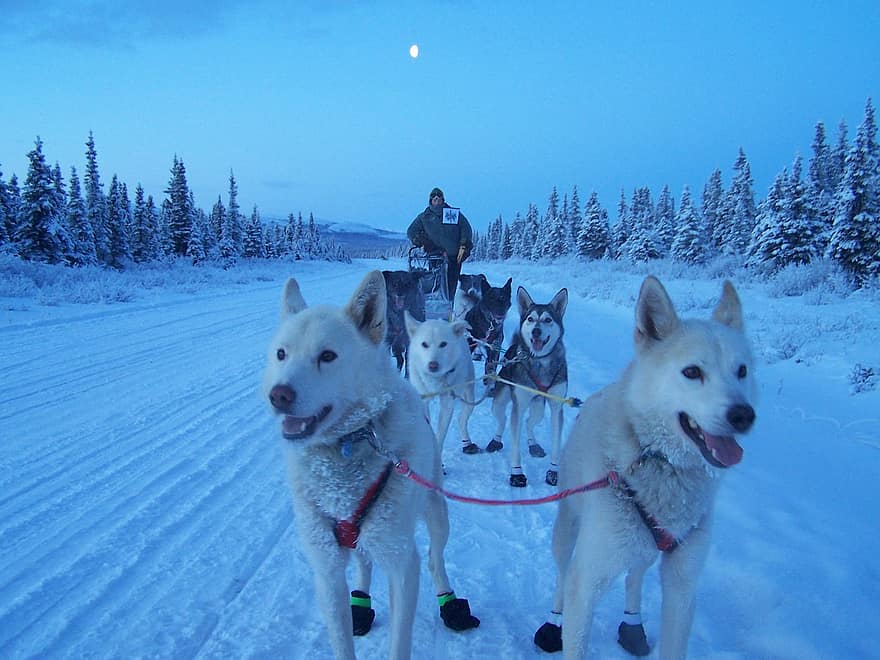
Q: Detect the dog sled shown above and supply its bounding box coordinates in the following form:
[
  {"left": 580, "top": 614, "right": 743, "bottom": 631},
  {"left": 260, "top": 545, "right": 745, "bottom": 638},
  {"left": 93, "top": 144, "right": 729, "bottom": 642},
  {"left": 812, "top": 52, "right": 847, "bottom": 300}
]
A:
[{"left": 408, "top": 246, "right": 453, "bottom": 320}]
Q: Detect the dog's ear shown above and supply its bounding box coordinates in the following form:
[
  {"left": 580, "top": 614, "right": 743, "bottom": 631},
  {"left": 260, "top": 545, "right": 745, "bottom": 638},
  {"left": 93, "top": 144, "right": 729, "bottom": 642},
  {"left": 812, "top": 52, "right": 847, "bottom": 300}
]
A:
[
  {"left": 480, "top": 277, "right": 491, "bottom": 295},
  {"left": 345, "top": 270, "right": 386, "bottom": 346},
  {"left": 503, "top": 277, "right": 512, "bottom": 293},
  {"left": 517, "top": 286, "right": 533, "bottom": 317},
  {"left": 451, "top": 320, "right": 470, "bottom": 337},
  {"left": 281, "top": 278, "right": 307, "bottom": 317},
  {"left": 404, "top": 309, "right": 421, "bottom": 337},
  {"left": 634, "top": 276, "right": 679, "bottom": 347},
  {"left": 550, "top": 288, "right": 568, "bottom": 318},
  {"left": 712, "top": 280, "right": 744, "bottom": 330}
]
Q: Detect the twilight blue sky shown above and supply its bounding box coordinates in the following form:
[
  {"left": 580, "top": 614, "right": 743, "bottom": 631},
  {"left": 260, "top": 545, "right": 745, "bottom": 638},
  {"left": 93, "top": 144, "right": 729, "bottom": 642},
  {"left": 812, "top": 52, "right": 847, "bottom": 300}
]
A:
[{"left": 2, "top": 1, "right": 878, "bottom": 234}]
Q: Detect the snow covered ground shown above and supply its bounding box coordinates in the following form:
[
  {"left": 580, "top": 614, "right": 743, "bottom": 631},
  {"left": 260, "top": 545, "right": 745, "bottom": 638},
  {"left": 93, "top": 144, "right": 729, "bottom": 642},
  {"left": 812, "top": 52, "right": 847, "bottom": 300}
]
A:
[{"left": 1, "top": 256, "right": 878, "bottom": 659}]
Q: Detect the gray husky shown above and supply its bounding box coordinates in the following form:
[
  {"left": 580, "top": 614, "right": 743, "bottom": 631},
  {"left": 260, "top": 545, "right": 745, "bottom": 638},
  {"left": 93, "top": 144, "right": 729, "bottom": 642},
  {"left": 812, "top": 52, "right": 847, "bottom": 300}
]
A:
[
  {"left": 533, "top": 276, "right": 757, "bottom": 659},
  {"left": 487, "top": 286, "right": 568, "bottom": 487}
]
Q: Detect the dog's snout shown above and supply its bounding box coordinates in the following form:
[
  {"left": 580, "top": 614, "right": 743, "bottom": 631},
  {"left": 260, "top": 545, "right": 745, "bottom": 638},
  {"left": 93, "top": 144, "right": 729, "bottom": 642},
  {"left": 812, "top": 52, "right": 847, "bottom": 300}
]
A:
[
  {"left": 269, "top": 384, "right": 295, "bottom": 412},
  {"left": 532, "top": 327, "right": 542, "bottom": 338},
  {"left": 727, "top": 404, "right": 755, "bottom": 432},
  {"left": 428, "top": 361, "right": 439, "bottom": 372}
]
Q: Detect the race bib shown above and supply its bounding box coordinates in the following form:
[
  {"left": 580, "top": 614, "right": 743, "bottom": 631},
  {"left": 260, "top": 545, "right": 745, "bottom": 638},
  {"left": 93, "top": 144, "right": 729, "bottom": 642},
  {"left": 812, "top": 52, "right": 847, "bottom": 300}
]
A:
[{"left": 442, "top": 207, "right": 460, "bottom": 225}]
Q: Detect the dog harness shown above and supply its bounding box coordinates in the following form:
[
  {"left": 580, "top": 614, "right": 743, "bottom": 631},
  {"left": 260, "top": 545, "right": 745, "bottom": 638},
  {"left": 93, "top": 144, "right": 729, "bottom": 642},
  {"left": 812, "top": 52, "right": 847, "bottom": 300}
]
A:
[
  {"left": 334, "top": 462, "right": 394, "bottom": 549},
  {"left": 619, "top": 478, "right": 680, "bottom": 552}
]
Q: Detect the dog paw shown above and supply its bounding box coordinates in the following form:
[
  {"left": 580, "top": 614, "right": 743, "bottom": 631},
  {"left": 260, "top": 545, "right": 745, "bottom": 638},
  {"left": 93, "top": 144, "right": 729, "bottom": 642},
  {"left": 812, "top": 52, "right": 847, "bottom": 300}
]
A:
[
  {"left": 529, "top": 443, "right": 546, "bottom": 458},
  {"left": 545, "top": 469, "right": 558, "bottom": 486},
  {"left": 509, "top": 473, "right": 528, "bottom": 487},
  {"left": 534, "top": 621, "right": 562, "bottom": 652},
  {"left": 440, "top": 597, "right": 480, "bottom": 631},
  {"left": 351, "top": 591, "right": 375, "bottom": 636},
  {"left": 617, "top": 621, "right": 650, "bottom": 656},
  {"left": 486, "top": 438, "right": 503, "bottom": 453},
  {"left": 461, "top": 442, "right": 480, "bottom": 455}
]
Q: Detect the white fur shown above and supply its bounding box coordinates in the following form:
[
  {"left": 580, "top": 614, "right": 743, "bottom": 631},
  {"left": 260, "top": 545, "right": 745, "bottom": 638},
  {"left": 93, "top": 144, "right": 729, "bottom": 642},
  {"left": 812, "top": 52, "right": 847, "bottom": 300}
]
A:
[
  {"left": 262, "top": 271, "right": 458, "bottom": 660},
  {"left": 545, "top": 276, "right": 757, "bottom": 659},
  {"left": 404, "top": 313, "right": 476, "bottom": 456}
]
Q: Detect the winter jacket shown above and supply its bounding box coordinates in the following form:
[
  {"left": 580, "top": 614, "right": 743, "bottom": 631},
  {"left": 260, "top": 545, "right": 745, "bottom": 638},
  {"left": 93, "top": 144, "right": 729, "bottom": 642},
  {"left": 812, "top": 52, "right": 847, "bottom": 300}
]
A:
[{"left": 407, "top": 203, "right": 473, "bottom": 259}]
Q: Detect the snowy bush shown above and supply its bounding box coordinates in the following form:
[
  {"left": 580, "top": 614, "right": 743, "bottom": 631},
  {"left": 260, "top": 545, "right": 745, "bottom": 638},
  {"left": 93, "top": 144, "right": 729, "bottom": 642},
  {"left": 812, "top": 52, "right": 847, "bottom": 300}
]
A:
[{"left": 849, "top": 363, "right": 877, "bottom": 394}]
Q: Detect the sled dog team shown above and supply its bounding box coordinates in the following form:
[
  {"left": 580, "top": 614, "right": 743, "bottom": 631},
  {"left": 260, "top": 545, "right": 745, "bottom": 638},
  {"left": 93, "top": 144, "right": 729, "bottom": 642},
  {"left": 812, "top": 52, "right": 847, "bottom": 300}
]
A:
[{"left": 262, "top": 269, "right": 758, "bottom": 660}]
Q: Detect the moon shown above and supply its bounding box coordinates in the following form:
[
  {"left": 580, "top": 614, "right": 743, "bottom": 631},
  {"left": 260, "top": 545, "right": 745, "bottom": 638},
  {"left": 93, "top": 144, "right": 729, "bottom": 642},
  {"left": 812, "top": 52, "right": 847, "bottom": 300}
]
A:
[{"left": 409, "top": 44, "right": 419, "bottom": 59}]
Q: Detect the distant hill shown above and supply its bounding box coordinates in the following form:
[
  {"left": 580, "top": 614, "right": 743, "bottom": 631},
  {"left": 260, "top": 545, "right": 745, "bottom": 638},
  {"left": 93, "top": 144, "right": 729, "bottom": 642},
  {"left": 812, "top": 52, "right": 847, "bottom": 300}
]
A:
[{"left": 264, "top": 217, "right": 409, "bottom": 257}]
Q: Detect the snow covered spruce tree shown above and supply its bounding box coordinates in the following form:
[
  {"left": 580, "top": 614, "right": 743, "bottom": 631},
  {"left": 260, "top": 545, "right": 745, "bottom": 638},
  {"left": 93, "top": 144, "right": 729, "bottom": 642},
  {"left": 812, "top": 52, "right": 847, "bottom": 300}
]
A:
[
  {"left": 576, "top": 191, "right": 610, "bottom": 259},
  {"left": 130, "top": 184, "right": 159, "bottom": 262},
  {"left": 243, "top": 206, "right": 265, "bottom": 258},
  {"left": 66, "top": 167, "right": 97, "bottom": 265},
  {"left": 0, "top": 165, "right": 11, "bottom": 248},
  {"left": 164, "top": 156, "right": 194, "bottom": 256},
  {"left": 567, "top": 185, "right": 582, "bottom": 252},
  {"left": 610, "top": 188, "right": 630, "bottom": 259},
  {"left": 83, "top": 132, "right": 110, "bottom": 265},
  {"left": 808, "top": 121, "right": 837, "bottom": 253},
  {"left": 106, "top": 175, "right": 131, "bottom": 268},
  {"left": 623, "top": 186, "right": 660, "bottom": 262},
  {"left": 671, "top": 186, "right": 707, "bottom": 264},
  {"left": 17, "top": 138, "right": 71, "bottom": 263},
  {"left": 717, "top": 148, "right": 758, "bottom": 256},
  {"left": 828, "top": 98, "right": 880, "bottom": 284},
  {"left": 654, "top": 184, "right": 675, "bottom": 257},
  {"left": 702, "top": 168, "right": 724, "bottom": 257}
]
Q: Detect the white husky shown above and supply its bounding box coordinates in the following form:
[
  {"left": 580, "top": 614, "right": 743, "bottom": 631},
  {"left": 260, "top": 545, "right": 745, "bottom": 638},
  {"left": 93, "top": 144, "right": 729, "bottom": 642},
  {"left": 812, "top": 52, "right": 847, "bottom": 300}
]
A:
[
  {"left": 262, "top": 271, "right": 479, "bottom": 660},
  {"left": 533, "top": 276, "right": 757, "bottom": 660},
  {"left": 404, "top": 312, "right": 478, "bottom": 456}
]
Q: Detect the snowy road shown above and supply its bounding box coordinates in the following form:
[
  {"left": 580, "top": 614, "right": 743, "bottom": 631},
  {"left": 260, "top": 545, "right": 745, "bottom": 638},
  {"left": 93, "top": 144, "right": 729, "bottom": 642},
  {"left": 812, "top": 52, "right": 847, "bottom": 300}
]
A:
[{"left": 1, "top": 259, "right": 877, "bottom": 659}]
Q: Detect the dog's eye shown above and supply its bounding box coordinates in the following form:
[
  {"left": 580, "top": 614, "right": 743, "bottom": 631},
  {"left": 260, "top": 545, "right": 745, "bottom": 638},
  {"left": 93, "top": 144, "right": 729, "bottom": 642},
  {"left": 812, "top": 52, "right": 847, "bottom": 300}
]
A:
[
  {"left": 737, "top": 364, "right": 748, "bottom": 379},
  {"left": 682, "top": 365, "right": 703, "bottom": 381},
  {"left": 318, "top": 350, "right": 337, "bottom": 363},
  {"left": 276, "top": 348, "right": 286, "bottom": 361},
  {"left": 422, "top": 341, "right": 429, "bottom": 348},
  {"left": 439, "top": 341, "right": 447, "bottom": 348},
  {"left": 543, "top": 317, "right": 553, "bottom": 324}
]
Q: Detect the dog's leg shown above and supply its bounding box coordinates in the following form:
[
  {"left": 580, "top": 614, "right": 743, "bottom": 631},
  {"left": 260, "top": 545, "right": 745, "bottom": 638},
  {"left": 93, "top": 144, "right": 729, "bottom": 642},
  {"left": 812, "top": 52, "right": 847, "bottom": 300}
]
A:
[
  {"left": 657, "top": 526, "right": 711, "bottom": 660},
  {"left": 434, "top": 393, "right": 455, "bottom": 457},
  {"left": 534, "top": 498, "right": 579, "bottom": 652},
  {"left": 308, "top": 550, "right": 356, "bottom": 660},
  {"left": 508, "top": 392, "right": 527, "bottom": 486},
  {"left": 386, "top": 545, "right": 420, "bottom": 660},
  {"left": 525, "top": 398, "right": 546, "bottom": 458},
  {"left": 422, "top": 489, "right": 481, "bottom": 632},
  {"left": 350, "top": 552, "right": 375, "bottom": 636},
  {"left": 486, "top": 387, "right": 508, "bottom": 453},
  {"left": 457, "top": 383, "right": 477, "bottom": 453},
  {"left": 545, "top": 398, "right": 564, "bottom": 486},
  {"left": 617, "top": 562, "right": 652, "bottom": 656}
]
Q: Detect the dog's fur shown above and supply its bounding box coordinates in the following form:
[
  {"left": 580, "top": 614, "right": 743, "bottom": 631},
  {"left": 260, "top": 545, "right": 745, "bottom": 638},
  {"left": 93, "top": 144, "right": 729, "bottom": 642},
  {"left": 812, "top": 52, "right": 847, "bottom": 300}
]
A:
[
  {"left": 465, "top": 276, "right": 512, "bottom": 376},
  {"left": 534, "top": 276, "right": 756, "bottom": 659},
  {"left": 405, "top": 313, "right": 476, "bottom": 456},
  {"left": 262, "top": 271, "right": 477, "bottom": 660},
  {"left": 453, "top": 273, "right": 488, "bottom": 320},
  {"left": 490, "top": 286, "right": 568, "bottom": 487},
  {"left": 381, "top": 270, "right": 425, "bottom": 372}
]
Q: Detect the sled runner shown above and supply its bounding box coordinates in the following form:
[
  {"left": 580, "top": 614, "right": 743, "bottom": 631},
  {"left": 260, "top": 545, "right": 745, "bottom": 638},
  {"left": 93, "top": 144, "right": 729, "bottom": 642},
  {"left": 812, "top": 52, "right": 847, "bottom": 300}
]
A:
[{"left": 408, "top": 246, "right": 453, "bottom": 320}]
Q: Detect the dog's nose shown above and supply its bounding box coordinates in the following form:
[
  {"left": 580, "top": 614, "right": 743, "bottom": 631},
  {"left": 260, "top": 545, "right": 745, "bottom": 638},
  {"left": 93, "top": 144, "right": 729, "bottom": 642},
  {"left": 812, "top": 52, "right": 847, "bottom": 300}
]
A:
[
  {"left": 269, "top": 384, "right": 296, "bottom": 412},
  {"left": 532, "top": 327, "right": 542, "bottom": 338},
  {"left": 428, "top": 361, "right": 439, "bottom": 372},
  {"left": 727, "top": 404, "right": 755, "bottom": 432}
]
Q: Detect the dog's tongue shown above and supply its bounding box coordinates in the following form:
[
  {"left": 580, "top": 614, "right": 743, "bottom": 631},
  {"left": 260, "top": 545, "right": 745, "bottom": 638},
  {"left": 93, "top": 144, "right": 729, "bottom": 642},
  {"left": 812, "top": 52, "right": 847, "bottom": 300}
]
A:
[
  {"left": 531, "top": 337, "right": 545, "bottom": 353},
  {"left": 704, "top": 432, "right": 743, "bottom": 467}
]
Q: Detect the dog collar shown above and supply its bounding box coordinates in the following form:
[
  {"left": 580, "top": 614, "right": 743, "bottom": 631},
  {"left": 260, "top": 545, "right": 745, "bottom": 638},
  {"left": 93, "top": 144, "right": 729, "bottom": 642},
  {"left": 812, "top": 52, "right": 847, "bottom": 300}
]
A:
[{"left": 339, "top": 424, "right": 377, "bottom": 457}]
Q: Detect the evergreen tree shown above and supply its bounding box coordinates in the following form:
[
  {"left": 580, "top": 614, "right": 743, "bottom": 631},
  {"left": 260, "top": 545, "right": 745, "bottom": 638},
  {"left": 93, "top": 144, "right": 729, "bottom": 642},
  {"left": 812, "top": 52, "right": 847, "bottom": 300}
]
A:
[
  {"left": 144, "top": 195, "right": 162, "bottom": 259},
  {"left": 509, "top": 212, "right": 525, "bottom": 259},
  {"left": 655, "top": 184, "right": 675, "bottom": 256},
  {"left": 830, "top": 120, "right": 849, "bottom": 194},
  {"left": 18, "top": 138, "right": 67, "bottom": 262},
  {"left": 220, "top": 171, "right": 242, "bottom": 263},
  {"left": 808, "top": 121, "right": 835, "bottom": 251},
  {"left": 83, "top": 132, "right": 110, "bottom": 265},
  {"left": 610, "top": 188, "right": 630, "bottom": 259},
  {"left": 719, "top": 148, "right": 757, "bottom": 255},
  {"left": 51, "top": 163, "right": 75, "bottom": 263},
  {"left": 828, "top": 98, "right": 880, "bottom": 283},
  {"left": 187, "top": 208, "right": 210, "bottom": 263},
  {"left": 243, "top": 205, "right": 265, "bottom": 257},
  {"left": 500, "top": 223, "right": 513, "bottom": 260},
  {"left": 702, "top": 168, "right": 724, "bottom": 254},
  {"left": 66, "top": 166, "right": 97, "bottom": 265},
  {"left": 130, "top": 184, "right": 150, "bottom": 262},
  {"left": 164, "top": 156, "right": 193, "bottom": 256},
  {"left": 624, "top": 187, "right": 660, "bottom": 262},
  {"left": 568, "top": 185, "right": 582, "bottom": 252},
  {"left": 576, "top": 191, "right": 610, "bottom": 259},
  {"left": 785, "top": 155, "right": 823, "bottom": 265},
  {"left": 671, "top": 186, "right": 706, "bottom": 264},
  {"left": 748, "top": 169, "right": 788, "bottom": 271},
  {"left": 0, "top": 165, "right": 11, "bottom": 247},
  {"left": 106, "top": 174, "right": 131, "bottom": 267}
]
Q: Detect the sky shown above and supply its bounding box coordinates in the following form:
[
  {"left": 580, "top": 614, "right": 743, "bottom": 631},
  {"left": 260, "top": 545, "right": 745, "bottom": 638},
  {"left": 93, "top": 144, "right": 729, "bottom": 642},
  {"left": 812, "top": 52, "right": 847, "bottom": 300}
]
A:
[
  {"left": 0, "top": 255, "right": 878, "bottom": 658},
  {"left": 2, "top": 1, "right": 879, "bottom": 234}
]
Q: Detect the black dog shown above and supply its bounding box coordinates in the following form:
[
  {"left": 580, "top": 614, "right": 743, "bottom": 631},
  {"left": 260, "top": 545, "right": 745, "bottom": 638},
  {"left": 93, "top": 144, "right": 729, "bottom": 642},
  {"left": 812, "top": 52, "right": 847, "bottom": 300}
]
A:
[
  {"left": 454, "top": 273, "right": 488, "bottom": 321},
  {"left": 465, "top": 277, "right": 512, "bottom": 377},
  {"left": 382, "top": 270, "right": 425, "bottom": 372}
]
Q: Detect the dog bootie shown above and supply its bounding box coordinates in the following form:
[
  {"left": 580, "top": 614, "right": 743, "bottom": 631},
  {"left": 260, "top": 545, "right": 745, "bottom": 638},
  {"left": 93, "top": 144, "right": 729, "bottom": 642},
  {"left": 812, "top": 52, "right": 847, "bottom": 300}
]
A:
[
  {"left": 486, "top": 438, "right": 503, "bottom": 452},
  {"left": 350, "top": 590, "right": 375, "bottom": 636},
  {"left": 534, "top": 621, "right": 562, "bottom": 652},
  {"left": 545, "top": 468, "right": 558, "bottom": 486},
  {"left": 528, "top": 441, "right": 546, "bottom": 458},
  {"left": 438, "top": 592, "right": 480, "bottom": 631},
  {"left": 509, "top": 473, "right": 528, "bottom": 487},
  {"left": 618, "top": 621, "right": 650, "bottom": 656},
  {"left": 462, "top": 441, "right": 480, "bottom": 455}
]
